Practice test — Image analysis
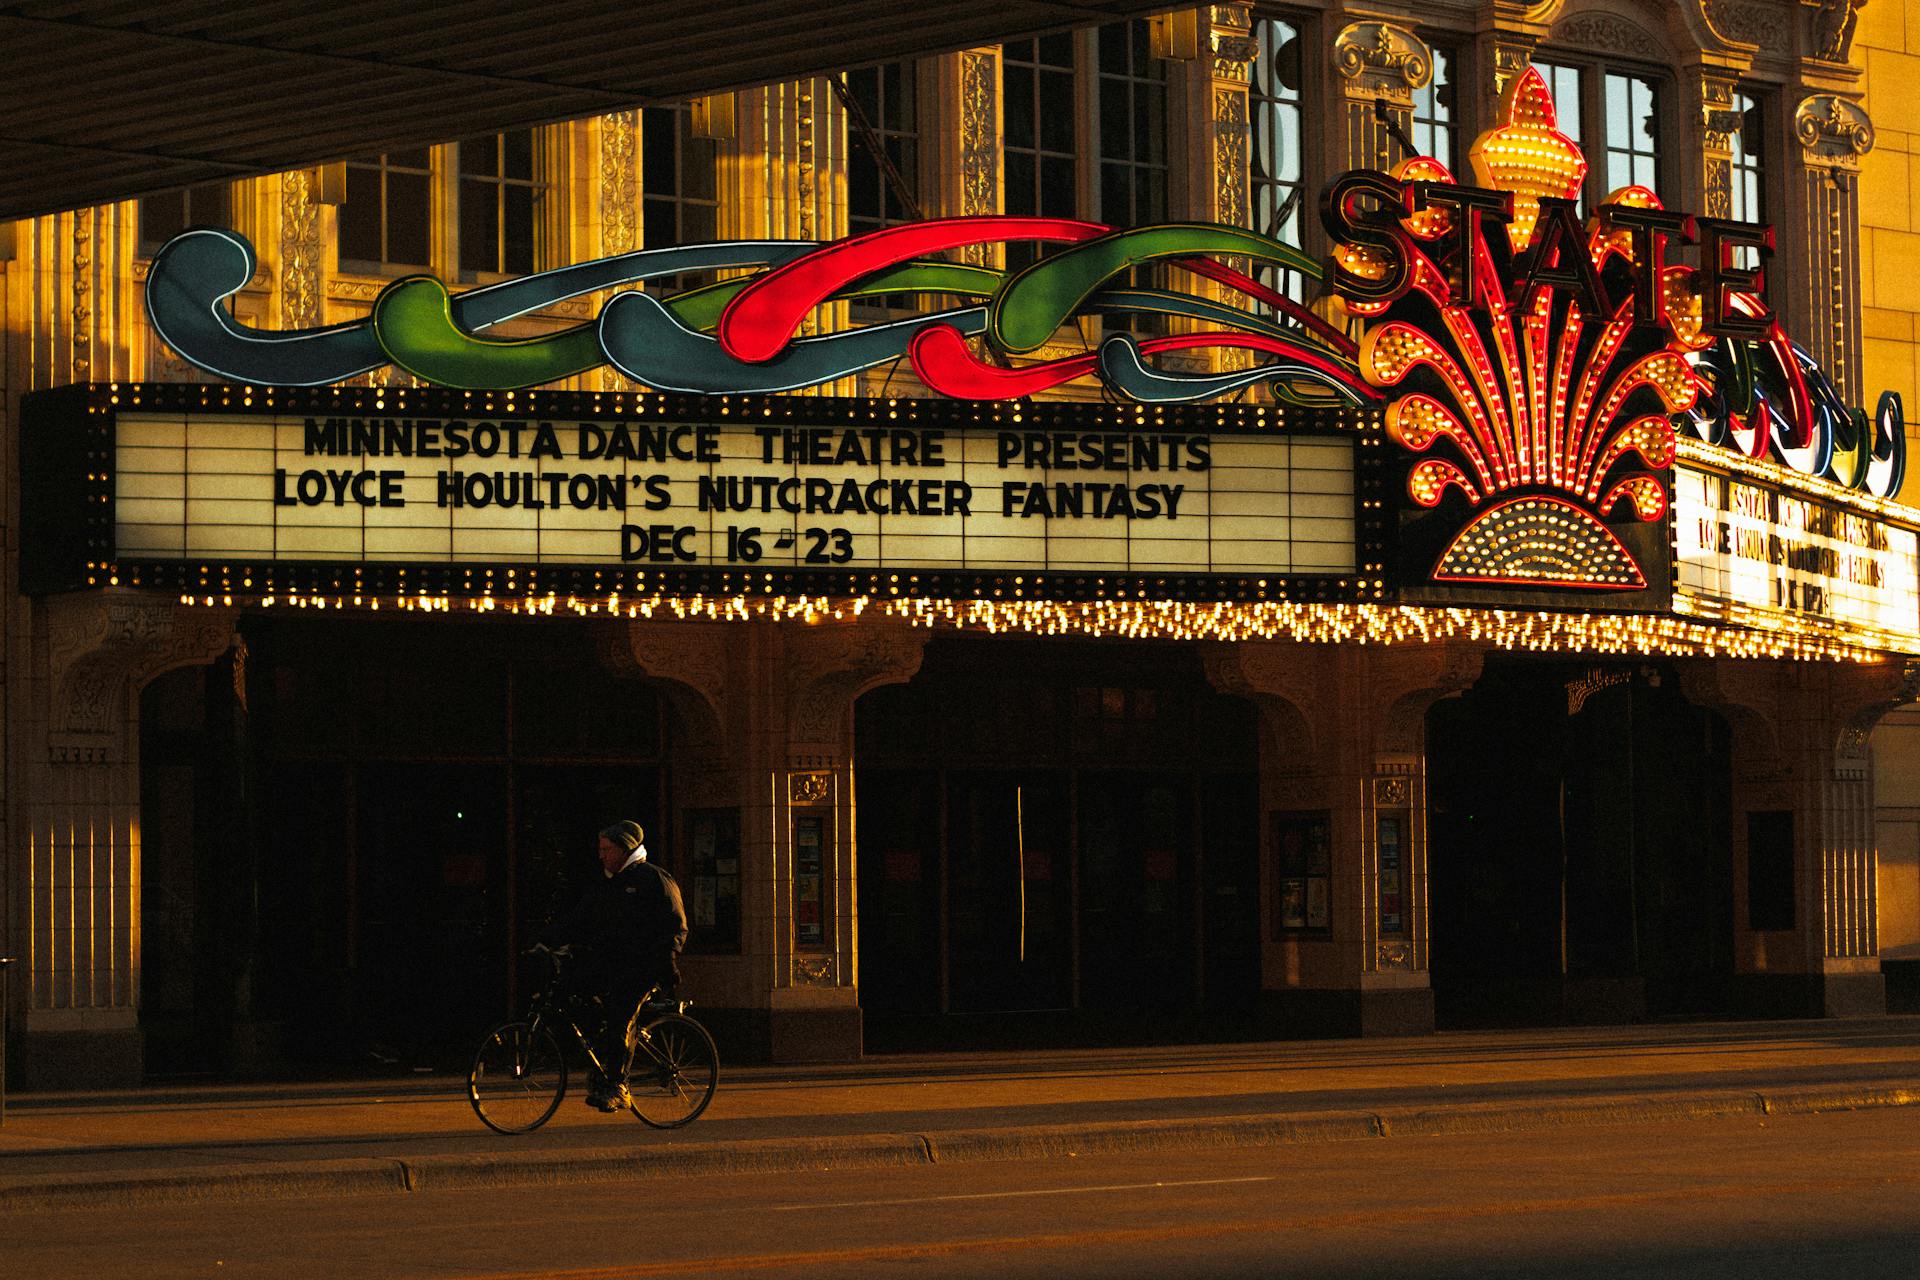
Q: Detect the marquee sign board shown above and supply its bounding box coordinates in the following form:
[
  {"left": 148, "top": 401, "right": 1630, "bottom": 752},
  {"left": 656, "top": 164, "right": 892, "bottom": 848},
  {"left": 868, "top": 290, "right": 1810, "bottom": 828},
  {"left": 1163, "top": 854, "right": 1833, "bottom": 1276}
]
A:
[
  {"left": 22, "top": 384, "right": 1385, "bottom": 603},
  {"left": 1673, "top": 458, "right": 1920, "bottom": 653}
]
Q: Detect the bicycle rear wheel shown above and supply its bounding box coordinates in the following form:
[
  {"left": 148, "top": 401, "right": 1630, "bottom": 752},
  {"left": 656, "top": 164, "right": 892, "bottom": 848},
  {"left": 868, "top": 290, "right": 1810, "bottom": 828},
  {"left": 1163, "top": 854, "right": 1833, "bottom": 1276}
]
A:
[
  {"left": 469, "top": 1020, "right": 567, "bottom": 1134},
  {"left": 626, "top": 1013, "right": 719, "bottom": 1129}
]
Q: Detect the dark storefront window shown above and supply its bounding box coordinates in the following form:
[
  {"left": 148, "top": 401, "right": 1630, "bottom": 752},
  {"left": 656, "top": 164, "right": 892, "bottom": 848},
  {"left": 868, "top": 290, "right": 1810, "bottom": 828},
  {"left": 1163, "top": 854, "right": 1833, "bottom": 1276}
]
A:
[
  {"left": 150, "top": 619, "right": 678, "bottom": 1073},
  {"left": 854, "top": 640, "right": 1260, "bottom": 1027}
]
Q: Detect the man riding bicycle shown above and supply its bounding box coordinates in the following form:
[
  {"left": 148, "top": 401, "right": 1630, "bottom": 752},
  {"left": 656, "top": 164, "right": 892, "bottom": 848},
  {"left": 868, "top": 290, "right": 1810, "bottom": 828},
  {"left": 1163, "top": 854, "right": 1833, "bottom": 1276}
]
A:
[{"left": 536, "top": 820, "right": 688, "bottom": 1112}]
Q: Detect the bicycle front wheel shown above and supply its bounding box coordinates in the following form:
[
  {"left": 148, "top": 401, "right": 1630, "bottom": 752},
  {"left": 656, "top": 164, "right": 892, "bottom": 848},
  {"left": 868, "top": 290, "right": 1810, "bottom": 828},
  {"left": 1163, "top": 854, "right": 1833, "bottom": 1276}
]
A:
[
  {"left": 626, "top": 1013, "right": 719, "bottom": 1129},
  {"left": 469, "top": 1020, "right": 567, "bottom": 1135}
]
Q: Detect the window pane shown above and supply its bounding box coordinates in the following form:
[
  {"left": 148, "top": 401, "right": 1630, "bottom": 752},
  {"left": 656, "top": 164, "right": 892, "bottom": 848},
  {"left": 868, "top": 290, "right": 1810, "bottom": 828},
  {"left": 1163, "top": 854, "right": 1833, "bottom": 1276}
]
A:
[
  {"left": 846, "top": 61, "right": 919, "bottom": 236},
  {"left": 503, "top": 184, "right": 535, "bottom": 275},
  {"left": 503, "top": 129, "right": 534, "bottom": 180},
  {"left": 1004, "top": 64, "right": 1036, "bottom": 152},
  {"left": 1730, "top": 90, "right": 1767, "bottom": 224},
  {"left": 1040, "top": 155, "right": 1075, "bottom": 218},
  {"left": 1536, "top": 63, "right": 1582, "bottom": 146},
  {"left": 341, "top": 165, "right": 382, "bottom": 265},
  {"left": 1605, "top": 75, "right": 1629, "bottom": 151},
  {"left": 386, "top": 169, "right": 431, "bottom": 266},
  {"left": 681, "top": 131, "right": 717, "bottom": 202},
  {"left": 1038, "top": 64, "right": 1075, "bottom": 154},
  {"left": 640, "top": 105, "right": 717, "bottom": 289},
  {"left": 1412, "top": 46, "right": 1456, "bottom": 170},
  {"left": 459, "top": 136, "right": 498, "bottom": 178},
  {"left": 459, "top": 177, "right": 496, "bottom": 274}
]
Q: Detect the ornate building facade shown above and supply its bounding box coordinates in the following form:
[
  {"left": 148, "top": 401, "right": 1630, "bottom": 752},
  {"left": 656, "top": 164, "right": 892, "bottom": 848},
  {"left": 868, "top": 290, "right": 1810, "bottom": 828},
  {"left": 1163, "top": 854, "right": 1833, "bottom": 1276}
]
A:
[{"left": 5, "top": 0, "right": 1917, "bottom": 1085}]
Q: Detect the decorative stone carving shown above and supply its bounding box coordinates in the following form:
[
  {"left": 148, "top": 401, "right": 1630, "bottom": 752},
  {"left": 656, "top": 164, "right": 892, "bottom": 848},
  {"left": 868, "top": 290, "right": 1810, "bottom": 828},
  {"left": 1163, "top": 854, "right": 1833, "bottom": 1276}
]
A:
[
  {"left": 47, "top": 598, "right": 237, "bottom": 758},
  {"left": 792, "top": 955, "right": 837, "bottom": 985},
  {"left": 1550, "top": 13, "right": 1663, "bottom": 60},
  {"left": 1213, "top": 89, "right": 1249, "bottom": 230},
  {"left": 1834, "top": 657, "right": 1920, "bottom": 778},
  {"left": 1377, "top": 941, "right": 1413, "bottom": 970},
  {"left": 1795, "top": 95, "right": 1874, "bottom": 168},
  {"left": 615, "top": 622, "right": 731, "bottom": 750},
  {"left": 280, "top": 169, "right": 321, "bottom": 329},
  {"left": 785, "top": 622, "right": 928, "bottom": 747},
  {"left": 1812, "top": 0, "right": 1865, "bottom": 64},
  {"left": 959, "top": 50, "right": 998, "bottom": 264},
  {"left": 1372, "top": 777, "right": 1410, "bottom": 806},
  {"left": 1492, "top": 41, "right": 1534, "bottom": 101},
  {"left": 1209, "top": 2, "right": 1256, "bottom": 81},
  {"left": 1702, "top": 79, "right": 1741, "bottom": 150},
  {"left": 600, "top": 110, "right": 638, "bottom": 256},
  {"left": 789, "top": 771, "right": 833, "bottom": 805},
  {"left": 1565, "top": 667, "right": 1631, "bottom": 716},
  {"left": 1333, "top": 22, "right": 1432, "bottom": 105},
  {"left": 72, "top": 207, "right": 93, "bottom": 383},
  {"left": 1702, "top": 0, "right": 1785, "bottom": 53},
  {"left": 1376, "top": 644, "right": 1487, "bottom": 755}
]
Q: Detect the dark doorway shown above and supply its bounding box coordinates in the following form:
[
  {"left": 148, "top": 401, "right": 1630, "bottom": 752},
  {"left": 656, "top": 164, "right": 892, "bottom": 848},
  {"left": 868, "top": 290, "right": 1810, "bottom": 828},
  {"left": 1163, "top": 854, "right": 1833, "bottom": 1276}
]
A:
[
  {"left": 141, "top": 617, "right": 671, "bottom": 1078},
  {"left": 855, "top": 639, "right": 1258, "bottom": 1048},
  {"left": 1426, "top": 658, "right": 1733, "bottom": 1028}
]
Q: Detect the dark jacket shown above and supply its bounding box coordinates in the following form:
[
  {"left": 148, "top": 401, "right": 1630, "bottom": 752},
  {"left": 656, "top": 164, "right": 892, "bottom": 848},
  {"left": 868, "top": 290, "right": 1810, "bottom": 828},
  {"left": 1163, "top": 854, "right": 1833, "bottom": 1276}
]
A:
[{"left": 547, "top": 857, "right": 688, "bottom": 982}]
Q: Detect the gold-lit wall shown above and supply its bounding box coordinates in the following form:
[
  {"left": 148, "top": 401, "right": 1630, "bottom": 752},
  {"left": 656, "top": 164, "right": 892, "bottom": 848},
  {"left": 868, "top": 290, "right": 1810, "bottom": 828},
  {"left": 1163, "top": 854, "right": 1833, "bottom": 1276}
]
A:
[{"left": 1858, "top": 2, "right": 1920, "bottom": 466}]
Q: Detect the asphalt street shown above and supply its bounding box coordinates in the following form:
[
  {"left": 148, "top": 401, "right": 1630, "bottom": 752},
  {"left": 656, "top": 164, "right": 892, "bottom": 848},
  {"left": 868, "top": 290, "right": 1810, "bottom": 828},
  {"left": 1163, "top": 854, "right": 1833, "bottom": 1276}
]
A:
[{"left": 9, "top": 1103, "right": 1919, "bottom": 1278}]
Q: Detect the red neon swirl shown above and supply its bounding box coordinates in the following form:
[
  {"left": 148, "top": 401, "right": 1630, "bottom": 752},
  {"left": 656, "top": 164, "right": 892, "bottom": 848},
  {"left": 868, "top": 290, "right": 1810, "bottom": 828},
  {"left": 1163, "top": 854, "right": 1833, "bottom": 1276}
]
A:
[{"left": 718, "top": 216, "right": 1107, "bottom": 364}]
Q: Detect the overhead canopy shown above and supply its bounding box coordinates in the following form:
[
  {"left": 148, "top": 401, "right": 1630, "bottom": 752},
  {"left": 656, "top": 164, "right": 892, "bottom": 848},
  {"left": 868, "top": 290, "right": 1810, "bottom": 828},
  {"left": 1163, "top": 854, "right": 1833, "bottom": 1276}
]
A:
[{"left": 1, "top": 0, "right": 1172, "bottom": 222}]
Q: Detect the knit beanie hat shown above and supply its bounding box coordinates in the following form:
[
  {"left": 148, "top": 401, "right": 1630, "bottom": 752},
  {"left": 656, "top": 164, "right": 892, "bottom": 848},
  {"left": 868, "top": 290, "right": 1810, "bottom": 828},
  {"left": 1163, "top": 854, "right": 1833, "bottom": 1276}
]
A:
[{"left": 601, "top": 820, "right": 645, "bottom": 854}]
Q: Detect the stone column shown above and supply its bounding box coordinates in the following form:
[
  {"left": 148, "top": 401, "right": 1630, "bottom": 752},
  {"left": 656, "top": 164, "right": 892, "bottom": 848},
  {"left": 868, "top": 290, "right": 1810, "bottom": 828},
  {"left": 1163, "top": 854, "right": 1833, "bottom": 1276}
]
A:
[
  {"left": 620, "top": 616, "right": 926, "bottom": 1061},
  {"left": 15, "top": 597, "right": 236, "bottom": 1087},
  {"left": 1788, "top": 93, "right": 1874, "bottom": 404},
  {"left": 1204, "top": 639, "right": 1481, "bottom": 1036}
]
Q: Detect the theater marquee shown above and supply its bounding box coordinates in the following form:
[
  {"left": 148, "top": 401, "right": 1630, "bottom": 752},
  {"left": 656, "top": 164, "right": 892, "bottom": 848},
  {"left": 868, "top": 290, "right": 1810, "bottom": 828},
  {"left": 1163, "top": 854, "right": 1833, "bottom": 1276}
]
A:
[
  {"left": 1674, "top": 452, "right": 1920, "bottom": 653},
  {"left": 22, "top": 385, "right": 1384, "bottom": 602}
]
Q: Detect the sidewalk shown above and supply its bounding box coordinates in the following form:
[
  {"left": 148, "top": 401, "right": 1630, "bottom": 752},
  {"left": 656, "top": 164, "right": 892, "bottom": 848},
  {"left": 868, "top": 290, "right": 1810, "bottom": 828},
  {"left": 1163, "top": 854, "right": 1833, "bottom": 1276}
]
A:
[{"left": 3, "top": 1016, "right": 1917, "bottom": 1209}]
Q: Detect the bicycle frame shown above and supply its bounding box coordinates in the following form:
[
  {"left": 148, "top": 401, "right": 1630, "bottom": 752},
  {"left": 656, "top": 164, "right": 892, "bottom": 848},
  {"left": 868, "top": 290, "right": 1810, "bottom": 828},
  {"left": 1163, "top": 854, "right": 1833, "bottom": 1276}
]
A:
[{"left": 524, "top": 970, "right": 671, "bottom": 1084}]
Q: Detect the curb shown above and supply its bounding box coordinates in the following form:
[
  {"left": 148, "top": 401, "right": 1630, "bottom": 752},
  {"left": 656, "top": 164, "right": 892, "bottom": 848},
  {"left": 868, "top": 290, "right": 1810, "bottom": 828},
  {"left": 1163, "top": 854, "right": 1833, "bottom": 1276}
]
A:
[{"left": 3, "top": 1078, "right": 1915, "bottom": 1211}]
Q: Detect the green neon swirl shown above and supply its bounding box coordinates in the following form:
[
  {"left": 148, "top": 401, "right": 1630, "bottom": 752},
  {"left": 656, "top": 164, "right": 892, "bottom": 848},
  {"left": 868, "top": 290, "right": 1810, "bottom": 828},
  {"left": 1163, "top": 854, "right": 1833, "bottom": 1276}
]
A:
[
  {"left": 373, "top": 277, "right": 603, "bottom": 390},
  {"left": 989, "top": 225, "right": 1324, "bottom": 354}
]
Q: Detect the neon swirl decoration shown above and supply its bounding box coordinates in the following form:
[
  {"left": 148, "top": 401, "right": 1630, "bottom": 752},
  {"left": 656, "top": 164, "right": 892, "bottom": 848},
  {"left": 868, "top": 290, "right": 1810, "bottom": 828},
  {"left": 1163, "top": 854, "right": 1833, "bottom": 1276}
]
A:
[{"left": 145, "top": 218, "right": 1375, "bottom": 408}]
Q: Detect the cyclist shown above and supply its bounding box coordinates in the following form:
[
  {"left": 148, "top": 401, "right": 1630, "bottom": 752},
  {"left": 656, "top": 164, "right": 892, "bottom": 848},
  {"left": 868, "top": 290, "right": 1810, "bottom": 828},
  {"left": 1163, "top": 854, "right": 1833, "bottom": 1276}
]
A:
[{"left": 536, "top": 820, "right": 688, "bottom": 1111}]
